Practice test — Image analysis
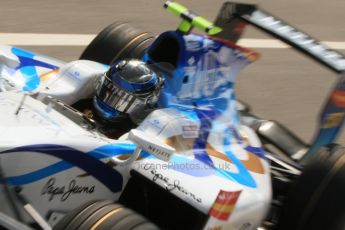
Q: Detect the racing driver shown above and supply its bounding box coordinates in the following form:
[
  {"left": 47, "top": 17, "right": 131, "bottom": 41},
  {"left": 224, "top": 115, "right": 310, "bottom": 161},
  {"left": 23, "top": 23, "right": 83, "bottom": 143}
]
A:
[{"left": 90, "top": 59, "right": 164, "bottom": 138}]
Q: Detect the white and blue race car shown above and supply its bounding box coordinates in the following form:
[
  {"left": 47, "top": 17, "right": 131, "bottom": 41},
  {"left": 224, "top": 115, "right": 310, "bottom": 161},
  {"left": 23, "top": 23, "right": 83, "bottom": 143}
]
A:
[{"left": 0, "top": 2, "right": 344, "bottom": 230}]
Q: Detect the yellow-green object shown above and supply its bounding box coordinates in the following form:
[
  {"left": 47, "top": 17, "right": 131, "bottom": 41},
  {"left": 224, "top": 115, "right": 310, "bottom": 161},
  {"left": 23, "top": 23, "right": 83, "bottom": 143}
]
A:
[
  {"left": 178, "top": 20, "right": 193, "bottom": 33},
  {"left": 165, "top": 1, "right": 187, "bottom": 16},
  {"left": 164, "top": 1, "right": 222, "bottom": 35}
]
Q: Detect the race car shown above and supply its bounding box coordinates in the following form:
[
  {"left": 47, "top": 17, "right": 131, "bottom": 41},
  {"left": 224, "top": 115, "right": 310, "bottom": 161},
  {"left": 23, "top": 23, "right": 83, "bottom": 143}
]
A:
[{"left": 0, "top": 1, "right": 344, "bottom": 230}]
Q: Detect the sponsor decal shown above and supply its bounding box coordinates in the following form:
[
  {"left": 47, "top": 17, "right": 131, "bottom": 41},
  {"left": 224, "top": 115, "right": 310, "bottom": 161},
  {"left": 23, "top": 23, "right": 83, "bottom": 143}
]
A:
[
  {"left": 149, "top": 119, "right": 162, "bottom": 129},
  {"left": 67, "top": 70, "right": 81, "bottom": 82},
  {"left": 147, "top": 144, "right": 172, "bottom": 161},
  {"left": 186, "top": 39, "right": 203, "bottom": 51},
  {"left": 250, "top": 10, "right": 345, "bottom": 72},
  {"left": 41, "top": 177, "right": 95, "bottom": 202},
  {"left": 331, "top": 90, "right": 345, "bottom": 107},
  {"left": 143, "top": 163, "right": 202, "bottom": 203},
  {"left": 322, "top": 112, "right": 345, "bottom": 128},
  {"left": 209, "top": 190, "right": 241, "bottom": 221},
  {"left": 182, "top": 125, "right": 199, "bottom": 138}
]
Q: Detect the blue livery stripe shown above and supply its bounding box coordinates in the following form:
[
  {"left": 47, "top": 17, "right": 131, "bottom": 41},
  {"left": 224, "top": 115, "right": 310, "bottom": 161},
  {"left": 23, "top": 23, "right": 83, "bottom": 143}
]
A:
[
  {"left": 11, "top": 47, "right": 58, "bottom": 91},
  {"left": 1, "top": 144, "right": 136, "bottom": 192}
]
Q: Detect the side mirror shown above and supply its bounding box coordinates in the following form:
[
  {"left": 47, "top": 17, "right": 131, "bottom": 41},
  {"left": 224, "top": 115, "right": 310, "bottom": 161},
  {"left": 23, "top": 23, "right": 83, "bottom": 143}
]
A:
[{"left": 128, "top": 129, "right": 175, "bottom": 162}]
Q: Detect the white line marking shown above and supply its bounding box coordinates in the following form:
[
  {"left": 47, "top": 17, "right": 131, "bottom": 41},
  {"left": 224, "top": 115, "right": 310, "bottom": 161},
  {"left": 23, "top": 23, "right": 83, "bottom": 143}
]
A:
[
  {"left": 238, "top": 39, "right": 289, "bottom": 48},
  {"left": 1, "top": 33, "right": 345, "bottom": 50},
  {"left": 0, "top": 33, "right": 95, "bottom": 46},
  {"left": 238, "top": 38, "right": 345, "bottom": 50}
]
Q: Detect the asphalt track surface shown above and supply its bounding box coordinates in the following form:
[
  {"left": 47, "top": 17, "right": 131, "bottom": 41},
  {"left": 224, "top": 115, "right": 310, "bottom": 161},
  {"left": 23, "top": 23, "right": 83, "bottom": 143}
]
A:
[{"left": 1, "top": 0, "right": 345, "bottom": 144}]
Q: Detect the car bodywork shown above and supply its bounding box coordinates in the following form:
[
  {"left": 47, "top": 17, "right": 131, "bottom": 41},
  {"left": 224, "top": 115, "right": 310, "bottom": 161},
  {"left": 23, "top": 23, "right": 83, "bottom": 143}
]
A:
[{"left": 0, "top": 33, "right": 271, "bottom": 229}]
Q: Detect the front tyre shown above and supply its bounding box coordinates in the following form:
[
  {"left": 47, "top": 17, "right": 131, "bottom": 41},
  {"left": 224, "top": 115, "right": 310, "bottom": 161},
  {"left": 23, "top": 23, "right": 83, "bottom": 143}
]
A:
[
  {"left": 53, "top": 200, "right": 159, "bottom": 230},
  {"left": 80, "top": 22, "right": 154, "bottom": 65}
]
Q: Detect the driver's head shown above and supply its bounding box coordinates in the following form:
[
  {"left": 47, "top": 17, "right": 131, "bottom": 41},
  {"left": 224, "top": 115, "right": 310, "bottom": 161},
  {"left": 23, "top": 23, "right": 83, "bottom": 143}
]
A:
[{"left": 93, "top": 59, "right": 163, "bottom": 125}]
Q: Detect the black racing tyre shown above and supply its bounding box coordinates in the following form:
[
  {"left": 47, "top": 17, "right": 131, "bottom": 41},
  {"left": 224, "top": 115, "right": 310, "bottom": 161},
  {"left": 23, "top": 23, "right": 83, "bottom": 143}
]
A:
[
  {"left": 277, "top": 144, "right": 345, "bottom": 230},
  {"left": 79, "top": 22, "right": 154, "bottom": 65},
  {"left": 53, "top": 200, "right": 159, "bottom": 230}
]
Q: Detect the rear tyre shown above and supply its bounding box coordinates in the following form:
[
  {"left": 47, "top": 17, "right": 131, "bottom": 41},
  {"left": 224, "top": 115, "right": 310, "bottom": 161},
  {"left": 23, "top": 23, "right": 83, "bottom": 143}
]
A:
[
  {"left": 53, "top": 200, "right": 159, "bottom": 230},
  {"left": 277, "top": 144, "right": 345, "bottom": 230},
  {"left": 79, "top": 22, "right": 154, "bottom": 65}
]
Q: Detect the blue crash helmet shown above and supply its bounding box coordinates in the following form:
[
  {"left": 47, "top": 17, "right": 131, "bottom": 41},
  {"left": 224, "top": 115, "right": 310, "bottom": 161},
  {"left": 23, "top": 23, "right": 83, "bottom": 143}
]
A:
[{"left": 94, "top": 59, "right": 163, "bottom": 123}]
